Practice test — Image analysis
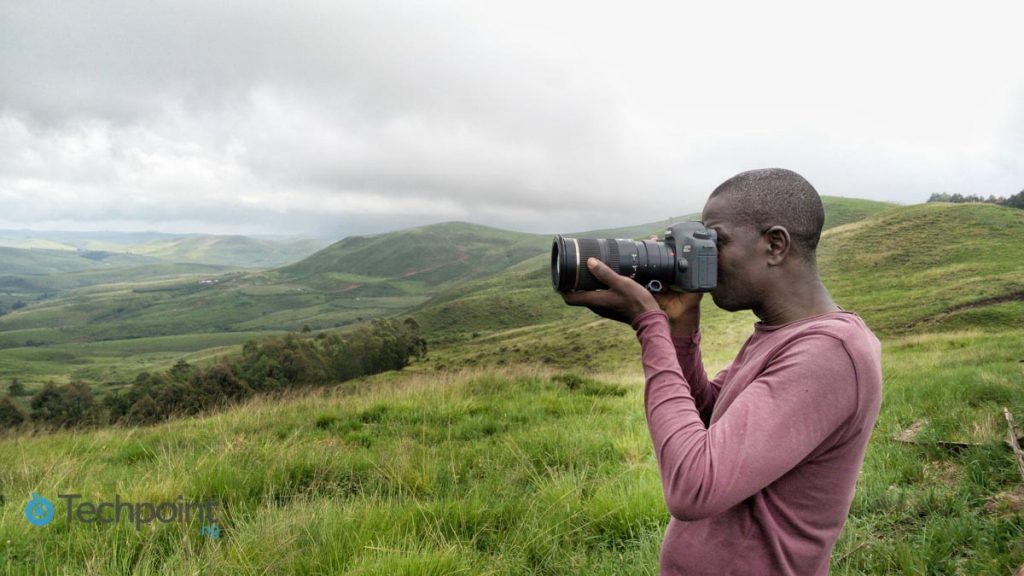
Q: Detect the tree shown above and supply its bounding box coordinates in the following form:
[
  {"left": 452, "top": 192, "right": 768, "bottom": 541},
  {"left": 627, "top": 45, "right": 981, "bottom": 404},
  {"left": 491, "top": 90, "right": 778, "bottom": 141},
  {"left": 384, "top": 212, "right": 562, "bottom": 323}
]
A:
[
  {"left": 102, "top": 390, "right": 136, "bottom": 424},
  {"left": 193, "top": 363, "right": 253, "bottom": 407},
  {"left": 0, "top": 396, "right": 27, "bottom": 429},
  {"left": 154, "top": 381, "right": 204, "bottom": 417},
  {"left": 126, "top": 394, "right": 163, "bottom": 425},
  {"left": 403, "top": 317, "right": 428, "bottom": 360},
  {"left": 7, "top": 378, "right": 26, "bottom": 397},
  {"left": 169, "top": 359, "right": 196, "bottom": 383},
  {"left": 1003, "top": 190, "right": 1024, "bottom": 210},
  {"left": 30, "top": 381, "right": 96, "bottom": 428}
]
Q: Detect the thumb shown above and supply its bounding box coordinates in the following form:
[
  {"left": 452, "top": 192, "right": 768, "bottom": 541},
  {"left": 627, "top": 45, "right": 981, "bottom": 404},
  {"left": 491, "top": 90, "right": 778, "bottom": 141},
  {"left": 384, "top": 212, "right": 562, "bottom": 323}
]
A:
[{"left": 586, "top": 258, "right": 621, "bottom": 286}]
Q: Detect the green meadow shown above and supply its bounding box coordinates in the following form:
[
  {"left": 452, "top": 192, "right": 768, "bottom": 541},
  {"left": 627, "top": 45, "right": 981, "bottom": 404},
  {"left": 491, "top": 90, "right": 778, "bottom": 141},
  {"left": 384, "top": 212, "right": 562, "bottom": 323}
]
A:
[
  {"left": 1, "top": 199, "right": 1023, "bottom": 574},
  {"left": 1, "top": 334, "right": 1022, "bottom": 574}
]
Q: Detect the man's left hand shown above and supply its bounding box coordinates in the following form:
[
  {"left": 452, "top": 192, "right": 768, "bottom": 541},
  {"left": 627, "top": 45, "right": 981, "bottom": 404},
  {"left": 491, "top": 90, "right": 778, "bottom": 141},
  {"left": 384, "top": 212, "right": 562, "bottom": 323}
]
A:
[{"left": 561, "top": 258, "right": 661, "bottom": 325}]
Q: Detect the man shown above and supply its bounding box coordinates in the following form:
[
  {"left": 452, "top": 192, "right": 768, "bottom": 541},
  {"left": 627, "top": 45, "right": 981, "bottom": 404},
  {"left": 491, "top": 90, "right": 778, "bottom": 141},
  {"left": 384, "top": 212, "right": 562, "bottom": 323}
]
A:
[{"left": 563, "top": 168, "right": 882, "bottom": 575}]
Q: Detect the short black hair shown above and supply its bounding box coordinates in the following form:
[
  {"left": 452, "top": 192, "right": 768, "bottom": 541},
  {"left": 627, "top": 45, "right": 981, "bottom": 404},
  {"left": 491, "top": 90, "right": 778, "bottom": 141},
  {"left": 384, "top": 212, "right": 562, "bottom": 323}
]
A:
[{"left": 709, "top": 168, "right": 825, "bottom": 257}]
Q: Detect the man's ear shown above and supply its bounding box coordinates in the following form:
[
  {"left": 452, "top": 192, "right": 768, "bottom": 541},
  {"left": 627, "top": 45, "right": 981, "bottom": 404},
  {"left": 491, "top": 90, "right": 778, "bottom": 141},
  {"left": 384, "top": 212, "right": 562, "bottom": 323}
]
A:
[{"left": 763, "top": 226, "right": 790, "bottom": 266}]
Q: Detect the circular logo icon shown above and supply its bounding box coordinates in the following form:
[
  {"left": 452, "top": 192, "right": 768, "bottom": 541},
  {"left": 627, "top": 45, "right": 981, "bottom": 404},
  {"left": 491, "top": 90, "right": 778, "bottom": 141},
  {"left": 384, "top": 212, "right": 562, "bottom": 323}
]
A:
[{"left": 25, "top": 492, "right": 54, "bottom": 527}]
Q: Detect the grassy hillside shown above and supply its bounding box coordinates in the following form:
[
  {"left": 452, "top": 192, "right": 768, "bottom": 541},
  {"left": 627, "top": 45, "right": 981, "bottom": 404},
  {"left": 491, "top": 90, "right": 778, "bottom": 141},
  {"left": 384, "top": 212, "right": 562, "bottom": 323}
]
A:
[
  {"left": 0, "top": 247, "right": 233, "bottom": 317},
  {"left": 821, "top": 196, "right": 897, "bottom": 229},
  {"left": 0, "top": 199, "right": 987, "bottom": 386},
  {"left": 0, "top": 222, "right": 546, "bottom": 345},
  {"left": 0, "top": 229, "right": 177, "bottom": 251},
  {"left": 0, "top": 230, "right": 328, "bottom": 269},
  {"left": 133, "top": 235, "right": 328, "bottom": 268},
  {"left": 1, "top": 197, "right": 1022, "bottom": 573},
  {"left": 0, "top": 223, "right": 548, "bottom": 385},
  {"left": 408, "top": 196, "right": 901, "bottom": 348},
  {"left": 570, "top": 196, "right": 894, "bottom": 240},
  {"left": 279, "top": 221, "right": 549, "bottom": 289},
  {"left": 820, "top": 202, "right": 1024, "bottom": 334},
  {"left": 0, "top": 331, "right": 280, "bottom": 386},
  {"left": 0, "top": 246, "right": 156, "bottom": 276},
  {"left": 1, "top": 335, "right": 1021, "bottom": 574}
]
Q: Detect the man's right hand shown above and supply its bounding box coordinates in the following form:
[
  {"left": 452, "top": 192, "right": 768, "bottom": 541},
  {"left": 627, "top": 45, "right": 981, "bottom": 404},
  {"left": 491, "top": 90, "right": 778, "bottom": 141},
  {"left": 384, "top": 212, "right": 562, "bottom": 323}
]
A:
[
  {"left": 646, "top": 234, "right": 703, "bottom": 337},
  {"left": 653, "top": 290, "right": 703, "bottom": 338}
]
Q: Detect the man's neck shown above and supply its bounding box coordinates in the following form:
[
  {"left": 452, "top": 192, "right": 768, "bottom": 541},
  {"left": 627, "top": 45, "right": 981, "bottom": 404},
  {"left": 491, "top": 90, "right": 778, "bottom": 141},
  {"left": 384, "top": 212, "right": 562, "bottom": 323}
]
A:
[{"left": 753, "top": 269, "right": 839, "bottom": 326}]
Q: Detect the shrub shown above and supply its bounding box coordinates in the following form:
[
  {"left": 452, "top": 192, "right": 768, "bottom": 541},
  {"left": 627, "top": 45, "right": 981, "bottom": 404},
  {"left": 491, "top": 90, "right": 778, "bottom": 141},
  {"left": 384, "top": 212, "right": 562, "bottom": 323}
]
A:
[
  {"left": 7, "top": 378, "right": 26, "bottom": 397},
  {"left": 0, "top": 396, "right": 27, "bottom": 429},
  {"left": 82, "top": 316, "right": 429, "bottom": 431},
  {"left": 29, "top": 381, "right": 97, "bottom": 428},
  {"left": 126, "top": 394, "right": 163, "bottom": 425}
]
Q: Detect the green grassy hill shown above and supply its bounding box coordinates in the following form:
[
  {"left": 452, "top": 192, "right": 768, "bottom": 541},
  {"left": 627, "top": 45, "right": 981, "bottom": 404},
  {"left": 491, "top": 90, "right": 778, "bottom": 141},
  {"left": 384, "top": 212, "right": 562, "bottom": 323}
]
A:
[
  {"left": 820, "top": 202, "right": 1024, "bottom": 334},
  {"left": 133, "top": 235, "right": 327, "bottom": 268},
  {"left": 0, "top": 223, "right": 549, "bottom": 385},
  {"left": 1, "top": 336, "right": 1020, "bottom": 573},
  {"left": 821, "top": 195, "right": 897, "bottom": 229},
  {"left": 570, "top": 196, "right": 894, "bottom": 240},
  {"left": 0, "top": 229, "right": 177, "bottom": 251},
  {"left": 0, "top": 246, "right": 156, "bottom": 275},
  {"left": 279, "top": 221, "right": 549, "bottom": 289},
  {"left": 0, "top": 198, "right": 1022, "bottom": 573},
  {"left": 0, "top": 222, "right": 549, "bottom": 343},
  {"left": 0, "top": 230, "right": 329, "bottom": 269},
  {"left": 0, "top": 247, "right": 233, "bottom": 314},
  {"left": 0, "top": 198, "right": 908, "bottom": 386},
  {"left": 408, "top": 197, "right": 900, "bottom": 349}
]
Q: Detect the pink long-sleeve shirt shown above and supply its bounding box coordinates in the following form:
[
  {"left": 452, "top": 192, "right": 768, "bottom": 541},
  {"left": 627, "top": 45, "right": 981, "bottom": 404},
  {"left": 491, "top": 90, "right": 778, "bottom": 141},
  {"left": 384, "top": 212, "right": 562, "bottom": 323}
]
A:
[{"left": 631, "top": 309, "right": 882, "bottom": 575}]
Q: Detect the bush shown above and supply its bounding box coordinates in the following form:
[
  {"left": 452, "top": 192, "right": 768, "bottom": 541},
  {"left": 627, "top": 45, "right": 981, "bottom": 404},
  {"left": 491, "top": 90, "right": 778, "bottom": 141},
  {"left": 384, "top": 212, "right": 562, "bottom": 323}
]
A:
[
  {"left": 29, "top": 381, "right": 97, "bottom": 428},
  {"left": 7, "top": 379, "right": 26, "bottom": 397},
  {"left": 43, "top": 316, "right": 431, "bottom": 432},
  {"left": 0, "top": 396, "right": 27, "bottom": 429},
  {"left": 126, "top": 394, "right": 163, "bottom": 425},
  {"left": 192, "top": 363, "right": 254, "bottom": 408}
]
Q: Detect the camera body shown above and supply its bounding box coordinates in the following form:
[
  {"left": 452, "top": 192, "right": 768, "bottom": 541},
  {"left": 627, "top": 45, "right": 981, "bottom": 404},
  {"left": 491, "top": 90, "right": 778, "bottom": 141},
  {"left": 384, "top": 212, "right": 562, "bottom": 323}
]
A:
[
  {"left": 664, "top": 221, "right": 718, "bottom": 292},
  {"left": 551, "top": 221, "right": 717, "bottom": 293}
]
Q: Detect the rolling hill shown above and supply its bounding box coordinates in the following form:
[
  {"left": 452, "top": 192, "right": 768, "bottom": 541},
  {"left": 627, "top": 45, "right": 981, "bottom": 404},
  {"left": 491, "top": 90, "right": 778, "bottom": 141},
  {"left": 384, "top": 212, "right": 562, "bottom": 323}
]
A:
[
  {"left": 1, "top": 199, "right": 1021, "bottom": 573},
  {"left": 409, "top": 197, "right": 902, "bottom": 341},
  {"left": 277, "top": 221, "right": 550, "bottom": 289},
  {"left": 405, "top": 201, "right": 1022, "bottom": 374},
  {"left": 0, "top": 229, "right": 329, "bottom": 268},
  {"left": 819, "top": 202, "right": 1024, "bottom": 334},
  {"left": 132, "top": 235, "right": 328, "bottom": 268},
  {"left": 0, "top": 222, "right": 553, "bottom": 372},
  {"left": 0, "top": 246, "right": 157, "bottom": 276},
  {"left": 0, "top": 197, "right": 905, "bottom": 384},
  {"left": 0, "top": 246, "right": 234, "bottom": 314},
  {"left": 568, "top": 195, "right": 895, "bottom": 240}
]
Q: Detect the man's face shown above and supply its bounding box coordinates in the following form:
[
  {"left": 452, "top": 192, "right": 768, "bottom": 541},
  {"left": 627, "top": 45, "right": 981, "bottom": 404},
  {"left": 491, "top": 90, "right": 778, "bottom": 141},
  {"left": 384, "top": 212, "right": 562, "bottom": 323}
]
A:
[{"left": 701, "top": 195, "right": 768, "bottom": 312}]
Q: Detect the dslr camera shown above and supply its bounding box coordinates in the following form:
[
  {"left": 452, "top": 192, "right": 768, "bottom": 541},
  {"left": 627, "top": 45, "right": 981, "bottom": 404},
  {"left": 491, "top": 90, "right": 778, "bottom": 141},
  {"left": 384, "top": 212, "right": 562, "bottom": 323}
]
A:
[{"left": 551, "top": 222, "right": 717, "bottom": 293}]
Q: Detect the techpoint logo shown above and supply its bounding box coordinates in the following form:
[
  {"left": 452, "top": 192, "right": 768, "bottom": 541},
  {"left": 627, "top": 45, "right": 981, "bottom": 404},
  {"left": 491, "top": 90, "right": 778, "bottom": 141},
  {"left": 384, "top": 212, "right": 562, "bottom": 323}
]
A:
[
  {"left": 25, "top": 493, "right": 55, "bottom": 526},
  {"left": 23, "top": 493, "right": 220, "bottom": 538}
]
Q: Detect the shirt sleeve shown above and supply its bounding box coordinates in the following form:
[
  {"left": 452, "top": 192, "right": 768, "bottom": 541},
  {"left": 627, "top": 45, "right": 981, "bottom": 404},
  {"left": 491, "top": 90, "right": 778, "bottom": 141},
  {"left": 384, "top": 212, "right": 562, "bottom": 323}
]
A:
[
  {"left": 667, "top": 325, "right": 723, "bottom": 426},
  {"left": 632, "top": 310, "right": 858, "bottom": 521}
]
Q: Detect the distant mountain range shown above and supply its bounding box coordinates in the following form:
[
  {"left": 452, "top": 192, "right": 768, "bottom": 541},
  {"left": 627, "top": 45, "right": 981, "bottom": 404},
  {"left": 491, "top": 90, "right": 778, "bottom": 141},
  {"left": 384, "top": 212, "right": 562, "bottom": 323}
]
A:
[
  {"left": 4, "top": 195, "right": 1023, "bottom": 386},
  {"left": 0, "top": 196, "right": 900, "bottom": 345},
  {"left": 0, "top": 229, "right": 331, "bottom": 268}
]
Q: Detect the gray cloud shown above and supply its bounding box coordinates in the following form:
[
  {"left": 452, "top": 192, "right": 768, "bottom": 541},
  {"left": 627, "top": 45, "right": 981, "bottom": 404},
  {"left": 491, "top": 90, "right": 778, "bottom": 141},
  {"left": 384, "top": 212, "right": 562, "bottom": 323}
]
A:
[{"left": 2, "top": 0, "right": 1023, "bottom": 238}]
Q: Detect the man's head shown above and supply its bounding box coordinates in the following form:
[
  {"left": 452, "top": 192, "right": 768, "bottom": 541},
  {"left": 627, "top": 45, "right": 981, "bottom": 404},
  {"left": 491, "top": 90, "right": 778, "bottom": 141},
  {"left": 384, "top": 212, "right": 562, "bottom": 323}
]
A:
[{"left": 701, "top": 168, "right": 825, "bottom": 312}]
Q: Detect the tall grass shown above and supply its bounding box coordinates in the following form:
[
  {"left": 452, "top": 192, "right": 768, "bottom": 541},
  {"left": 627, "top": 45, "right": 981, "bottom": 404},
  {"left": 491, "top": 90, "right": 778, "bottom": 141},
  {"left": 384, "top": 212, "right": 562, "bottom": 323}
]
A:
[{"left": 2, "top": 326, "right": 1023, "bottom": 574}]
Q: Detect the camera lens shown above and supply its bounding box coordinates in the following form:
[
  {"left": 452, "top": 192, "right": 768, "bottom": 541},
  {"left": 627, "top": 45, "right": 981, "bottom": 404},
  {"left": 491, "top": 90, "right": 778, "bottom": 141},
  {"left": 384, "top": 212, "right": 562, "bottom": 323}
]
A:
[{"left": 551, "top": 235, "right": 674, "bottom": 292}]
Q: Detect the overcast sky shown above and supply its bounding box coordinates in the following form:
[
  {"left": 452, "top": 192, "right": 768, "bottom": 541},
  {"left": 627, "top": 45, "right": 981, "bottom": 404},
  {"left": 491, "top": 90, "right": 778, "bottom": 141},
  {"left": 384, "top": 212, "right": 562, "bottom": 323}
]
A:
[{"left": 2, "top": 1, "right": 1022, "bottom": 238}]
